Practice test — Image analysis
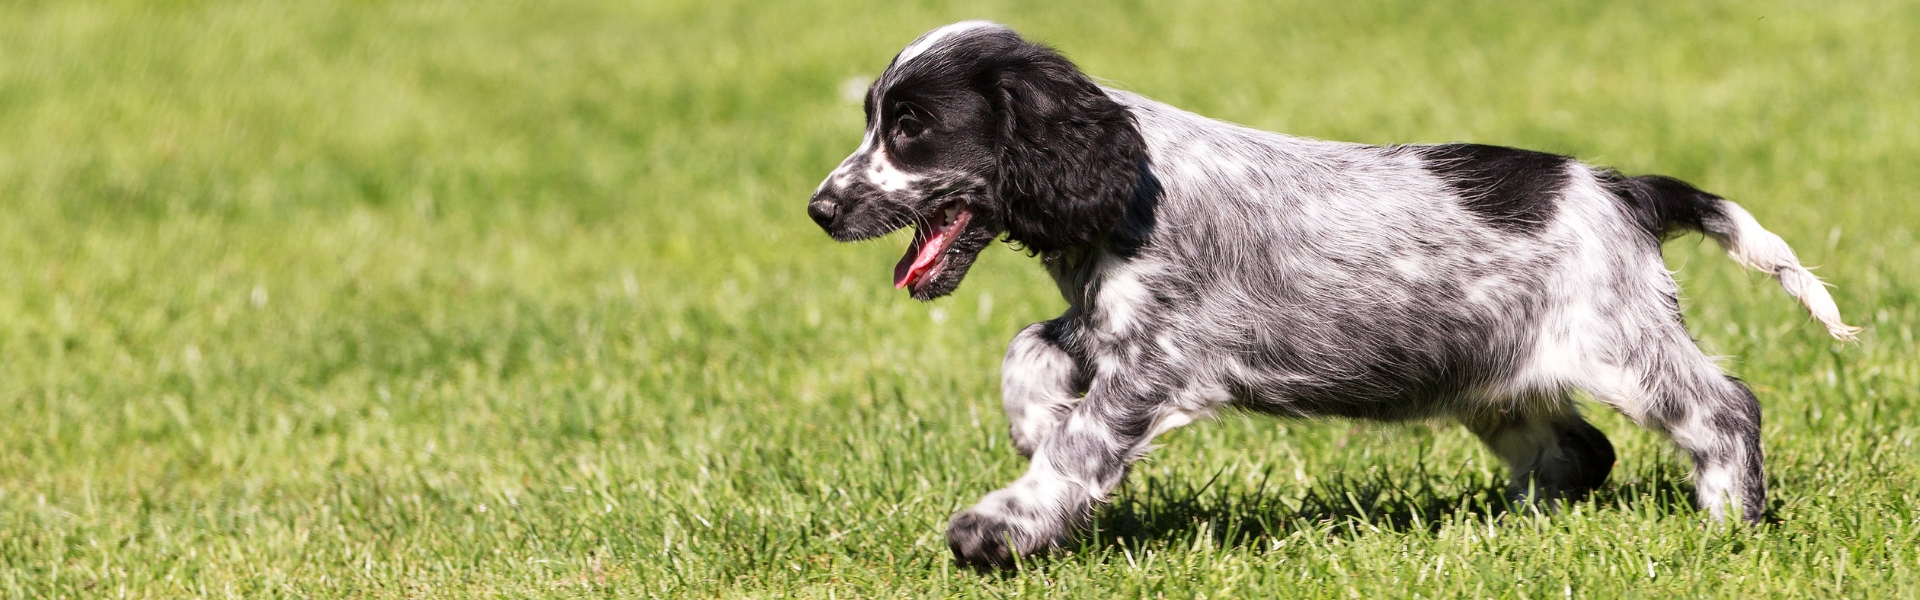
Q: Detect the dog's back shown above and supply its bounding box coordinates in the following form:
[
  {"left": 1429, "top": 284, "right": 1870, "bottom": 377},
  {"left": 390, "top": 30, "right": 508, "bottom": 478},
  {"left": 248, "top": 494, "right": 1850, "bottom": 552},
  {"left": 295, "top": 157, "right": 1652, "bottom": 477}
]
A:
[{"left": 1085, "top": 91, "right": 1645, "bottom": 418}]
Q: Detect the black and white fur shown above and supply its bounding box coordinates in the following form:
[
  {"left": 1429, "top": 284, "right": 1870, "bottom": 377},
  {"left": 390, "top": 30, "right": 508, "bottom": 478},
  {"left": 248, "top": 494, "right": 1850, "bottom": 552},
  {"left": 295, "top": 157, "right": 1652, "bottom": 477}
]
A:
[{"left": 807, "top": 21, "right": 1859, "bottom": 570}]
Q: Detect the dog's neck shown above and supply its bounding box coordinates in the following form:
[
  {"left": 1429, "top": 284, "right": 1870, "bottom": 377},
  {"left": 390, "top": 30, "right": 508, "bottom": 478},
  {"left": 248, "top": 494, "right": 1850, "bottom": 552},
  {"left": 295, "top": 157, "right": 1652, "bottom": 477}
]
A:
[{"left": 1040, "top": 246, "right": 1101, "bottom": 310}]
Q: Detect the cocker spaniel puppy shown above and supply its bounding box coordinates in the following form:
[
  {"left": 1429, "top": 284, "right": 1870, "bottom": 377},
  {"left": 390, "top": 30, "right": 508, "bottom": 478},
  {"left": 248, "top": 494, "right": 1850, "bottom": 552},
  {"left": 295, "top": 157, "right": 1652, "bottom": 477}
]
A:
[{"left": 806, "top": 21, "right": 1857, "bottom": 569}]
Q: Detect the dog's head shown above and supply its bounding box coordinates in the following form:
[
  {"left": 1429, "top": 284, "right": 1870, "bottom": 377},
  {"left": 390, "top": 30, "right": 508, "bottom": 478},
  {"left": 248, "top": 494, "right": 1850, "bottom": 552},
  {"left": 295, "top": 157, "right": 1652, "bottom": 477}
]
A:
[{"left": 808, "top": 21, "right": 1147, "bottom": 300}]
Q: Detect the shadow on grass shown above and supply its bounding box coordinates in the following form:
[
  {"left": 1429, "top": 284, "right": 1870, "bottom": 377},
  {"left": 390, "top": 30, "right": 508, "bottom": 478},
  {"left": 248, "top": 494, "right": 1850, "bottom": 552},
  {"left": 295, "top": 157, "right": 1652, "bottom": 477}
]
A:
[{"left": 1081, "top": 460, "right": 1706, "bottom": 553}]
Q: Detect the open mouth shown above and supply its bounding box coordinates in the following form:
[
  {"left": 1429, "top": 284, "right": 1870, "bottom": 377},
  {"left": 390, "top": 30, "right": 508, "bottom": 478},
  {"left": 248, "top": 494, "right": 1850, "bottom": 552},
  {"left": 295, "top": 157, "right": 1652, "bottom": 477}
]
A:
[{"left": 893, "top": 201, "right": 973, "bottom": 292}]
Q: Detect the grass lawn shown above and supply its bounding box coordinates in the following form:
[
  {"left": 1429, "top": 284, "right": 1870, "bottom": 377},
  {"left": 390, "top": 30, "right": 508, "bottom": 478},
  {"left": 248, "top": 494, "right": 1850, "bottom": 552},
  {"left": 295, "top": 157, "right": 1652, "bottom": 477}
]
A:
[{"left": 1, "top": 0, "right": 1916, "bottom": 596}]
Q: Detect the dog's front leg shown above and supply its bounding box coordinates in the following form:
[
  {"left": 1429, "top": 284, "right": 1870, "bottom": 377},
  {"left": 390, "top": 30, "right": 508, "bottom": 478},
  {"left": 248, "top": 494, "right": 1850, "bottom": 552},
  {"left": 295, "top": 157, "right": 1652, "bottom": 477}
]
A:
[
  {"left": 1001, "top": 322, "right": 1084, "bottom": 457},
  {"left": 948, "top": 386, "right": 1194, "bottom": 569}
]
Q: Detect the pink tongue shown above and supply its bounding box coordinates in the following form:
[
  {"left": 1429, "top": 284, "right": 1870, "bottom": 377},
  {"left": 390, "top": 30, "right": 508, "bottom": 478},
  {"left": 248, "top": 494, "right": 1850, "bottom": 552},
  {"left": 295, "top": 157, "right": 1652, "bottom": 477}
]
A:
[{"left": 893, "top": 228, "right": 949, "bottom": 289}]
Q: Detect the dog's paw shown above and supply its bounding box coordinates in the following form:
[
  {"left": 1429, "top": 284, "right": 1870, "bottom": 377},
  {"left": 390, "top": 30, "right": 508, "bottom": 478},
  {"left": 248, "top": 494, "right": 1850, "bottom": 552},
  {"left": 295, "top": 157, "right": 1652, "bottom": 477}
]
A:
[{"left": 946, "top": 509, "right": 1032, "bottom": 571}]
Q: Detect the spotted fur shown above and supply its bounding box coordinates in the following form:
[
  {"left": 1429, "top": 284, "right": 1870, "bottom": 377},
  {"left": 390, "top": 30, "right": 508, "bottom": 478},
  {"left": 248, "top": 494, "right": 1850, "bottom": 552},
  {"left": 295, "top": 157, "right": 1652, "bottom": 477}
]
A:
[{"left": 806, "top": 22, "right": 1859, "bottom": 570}]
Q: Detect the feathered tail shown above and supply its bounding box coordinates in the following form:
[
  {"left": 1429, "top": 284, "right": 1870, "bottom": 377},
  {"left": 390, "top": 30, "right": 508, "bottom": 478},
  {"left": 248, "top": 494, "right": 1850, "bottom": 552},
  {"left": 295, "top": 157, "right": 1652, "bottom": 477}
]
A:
[{"left": 1606, "top": 173, "right": 1860, "bottom": 341}]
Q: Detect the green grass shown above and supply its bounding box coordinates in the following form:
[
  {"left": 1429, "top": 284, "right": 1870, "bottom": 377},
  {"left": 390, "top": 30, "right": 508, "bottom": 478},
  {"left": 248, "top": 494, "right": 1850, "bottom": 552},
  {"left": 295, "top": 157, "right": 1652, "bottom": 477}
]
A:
[{"left": 1, "top": 0, "right": 1916, "bottom": 596}]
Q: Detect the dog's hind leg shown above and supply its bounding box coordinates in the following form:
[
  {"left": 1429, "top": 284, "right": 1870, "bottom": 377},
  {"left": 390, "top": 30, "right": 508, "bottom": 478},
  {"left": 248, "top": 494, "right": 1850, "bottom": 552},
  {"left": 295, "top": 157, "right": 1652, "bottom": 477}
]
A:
[
  {"left": 1461, "top": 399, "right": 1617, "bottom": 509},
  {"left": 1582, "top": 343, "right": 1768, "bottom": 523},
  {"left": 1641, "top": 366, "right": 1768, "bottom": 523},
  {"left": 1002, "top": 321, "right": 1085, "bottom": 457}
]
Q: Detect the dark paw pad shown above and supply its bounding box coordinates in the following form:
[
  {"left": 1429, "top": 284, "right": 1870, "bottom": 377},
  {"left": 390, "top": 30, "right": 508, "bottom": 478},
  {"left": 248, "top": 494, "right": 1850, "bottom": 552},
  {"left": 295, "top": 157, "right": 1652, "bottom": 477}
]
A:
[
  {"left": 947, "top": 511, "right": 1022, "bottom": 571},
  {"left": 1555, "top": 418, "right": 1616, "bottom": 497}
]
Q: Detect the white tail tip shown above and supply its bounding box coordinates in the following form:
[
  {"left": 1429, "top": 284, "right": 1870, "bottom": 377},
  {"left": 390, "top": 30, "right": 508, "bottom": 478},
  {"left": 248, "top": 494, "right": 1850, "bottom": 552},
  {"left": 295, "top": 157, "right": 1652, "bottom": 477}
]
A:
[{"left": 1706, "top": 203, "right": 1861, "bottom": 342}]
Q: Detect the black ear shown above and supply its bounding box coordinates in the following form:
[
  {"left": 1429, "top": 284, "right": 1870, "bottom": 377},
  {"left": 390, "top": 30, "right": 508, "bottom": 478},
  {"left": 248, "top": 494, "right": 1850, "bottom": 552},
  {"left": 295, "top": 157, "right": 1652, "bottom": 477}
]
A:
[{"left": 989, "top": 43, "right": 1147, "bottom": 255}]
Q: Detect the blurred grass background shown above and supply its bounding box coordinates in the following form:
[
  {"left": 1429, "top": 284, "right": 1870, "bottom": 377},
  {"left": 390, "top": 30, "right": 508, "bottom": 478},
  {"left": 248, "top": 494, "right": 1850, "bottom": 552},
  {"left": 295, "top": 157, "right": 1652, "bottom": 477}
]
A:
[{"left": 0, "top": 0, "right": 1915, "bottom": 597}]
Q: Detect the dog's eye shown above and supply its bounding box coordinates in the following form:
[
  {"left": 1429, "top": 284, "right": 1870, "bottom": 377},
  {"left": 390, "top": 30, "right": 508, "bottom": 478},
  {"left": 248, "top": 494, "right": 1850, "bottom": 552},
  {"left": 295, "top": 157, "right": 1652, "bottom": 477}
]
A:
[{"left": 896, "top": 115, "right": 926, "bottom": 139}]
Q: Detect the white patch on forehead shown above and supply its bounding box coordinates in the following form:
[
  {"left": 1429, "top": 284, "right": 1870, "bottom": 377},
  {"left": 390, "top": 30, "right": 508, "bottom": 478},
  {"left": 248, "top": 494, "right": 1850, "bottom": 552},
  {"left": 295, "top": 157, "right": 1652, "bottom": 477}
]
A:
[
  {"left": 814, "top": 21, "right": 1002, "bottom": 196},
  {"left": 895, "top": 20, "right": 1000, "bottom": 65}
]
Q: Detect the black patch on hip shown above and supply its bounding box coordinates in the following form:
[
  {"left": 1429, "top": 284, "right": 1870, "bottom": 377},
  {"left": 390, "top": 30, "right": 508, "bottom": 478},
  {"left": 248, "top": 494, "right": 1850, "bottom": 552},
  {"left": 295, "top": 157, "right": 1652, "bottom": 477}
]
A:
[{"left": 1416, "top": 143, "right": 1572, "bottom": 234}]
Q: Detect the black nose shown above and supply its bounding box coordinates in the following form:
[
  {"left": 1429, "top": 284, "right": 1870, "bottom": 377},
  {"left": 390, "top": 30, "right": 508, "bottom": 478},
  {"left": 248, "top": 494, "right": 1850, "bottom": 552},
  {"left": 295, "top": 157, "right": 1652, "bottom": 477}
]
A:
[{"left": 807, "top": 197, "right": 838, "bottom": 229}]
